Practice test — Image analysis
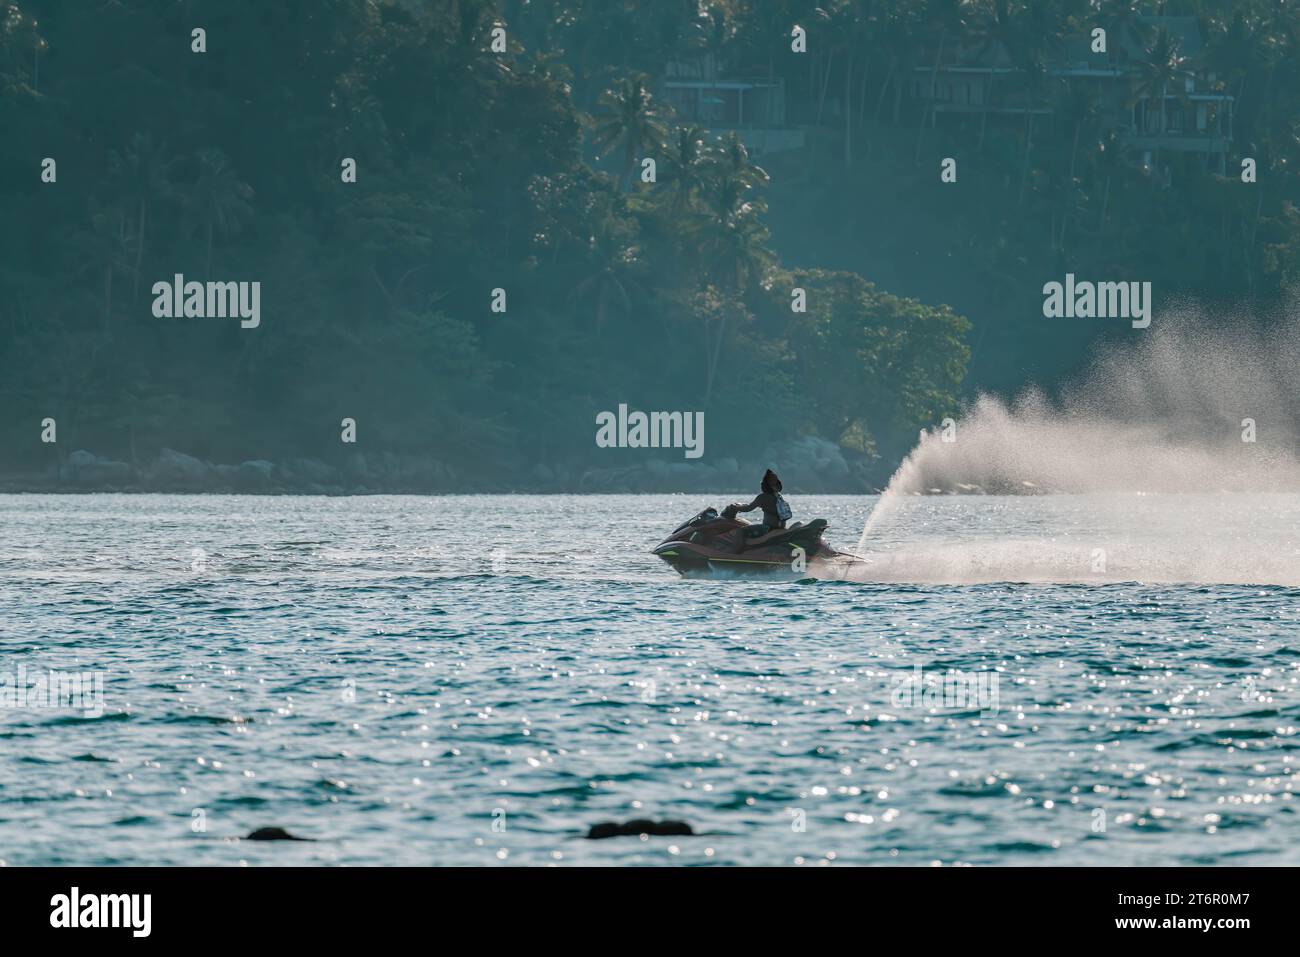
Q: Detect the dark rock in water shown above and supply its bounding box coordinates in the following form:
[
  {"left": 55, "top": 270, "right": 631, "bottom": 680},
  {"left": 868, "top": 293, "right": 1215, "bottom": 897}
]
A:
[
  {"left": 245, "top": 826, "right": 313, "bottom": 841},
  {"left": 586, "top": 819, "right": 694, "bottom": 840}
]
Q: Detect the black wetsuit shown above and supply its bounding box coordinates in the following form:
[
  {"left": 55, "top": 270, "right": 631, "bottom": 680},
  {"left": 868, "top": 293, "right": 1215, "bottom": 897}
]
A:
[{"left": 735, "top": 492, "right": 785, "bottom": 535}]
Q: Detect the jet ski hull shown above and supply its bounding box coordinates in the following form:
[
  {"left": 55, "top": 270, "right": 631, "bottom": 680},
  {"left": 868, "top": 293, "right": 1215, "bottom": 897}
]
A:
[{"left": 652, "top": 541, "right": 813, "bottom": 577}]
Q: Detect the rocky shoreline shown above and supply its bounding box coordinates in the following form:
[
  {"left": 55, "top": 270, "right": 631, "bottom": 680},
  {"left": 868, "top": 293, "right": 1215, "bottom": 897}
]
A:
[{"left": 2, "top": 436, "right": 893, "bottom": 495}]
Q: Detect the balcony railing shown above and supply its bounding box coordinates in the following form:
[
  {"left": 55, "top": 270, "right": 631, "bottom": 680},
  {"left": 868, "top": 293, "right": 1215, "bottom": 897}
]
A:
[{"left": 1118, "top": 130, "right": 1229, "bottom": 153}]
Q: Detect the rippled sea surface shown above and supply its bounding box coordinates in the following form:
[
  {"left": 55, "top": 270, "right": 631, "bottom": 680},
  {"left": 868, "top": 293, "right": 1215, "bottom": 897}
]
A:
[{"left": 2, "top": 493, "right": 1297, "bottom": 866}]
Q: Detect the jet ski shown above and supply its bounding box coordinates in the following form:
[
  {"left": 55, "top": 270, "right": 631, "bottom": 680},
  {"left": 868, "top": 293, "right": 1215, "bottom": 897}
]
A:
[{"left": 652, "top": 505, "right": 845, "bottom": 577}]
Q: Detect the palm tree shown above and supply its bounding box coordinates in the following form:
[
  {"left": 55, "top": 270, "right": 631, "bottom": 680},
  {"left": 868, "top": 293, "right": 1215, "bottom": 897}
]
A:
[
  {"left": 701, "top": 195, "right": 772, "bottom": 296},
  {"left": 1061, "top": 84, "right": 1100, "bottom": 187},
  {"left": 591, "top": 74, "right": 670, "bottom": 189},
  {"left": 0, "top": 1, "right": 42, "bottom": 92},
  {"left": 1257, "top": 0, "right": 1299, "bottom": 150},
  {"left": 704, "top": 130, "right": 770, "bottom": 194},
  {"left": 1091, "top": 130, "right": 1125, "bottom": 230},
  {"left": 969, "top": 0, "right": 1025, "bottom": 151},
  {"left": 916, "top": 0, "right": 973, "bottom": 160},
  {"left": 429, "top": 0, "right": 514, "bottom": 130},
  {"left": 970, "top": 0, "right": 1017, "bottom": 52},
  {"left": 660, "top": 124, "right": 711, "bottom": 213},
  {"left": 1019, "top": 0, "right": 1066, "bottom": 62},
  {"left": 727, "top": 0, "right": 793, "bottom": 82},
  {"left": 695, "top": 134, "right": 773, "bottom": 406},
  {"left": 808, "top": 5, "right": 837, "bottom": 127},
  {"left": 1097, "top": 0, "right": 1151, "bottom": 59},
  {"left": 1199, "top": 9, "right": 1259, "bottom": 103},
  {"left": 188, "top": 149, "right": 254, "bottom": 274},
  {"left": 569, "top": 200, "right": 643, "bottom": 335},
  {"left": 106, "top": 133, "right": 175, "bottom": 304},
  {"left": 1015, "top": 54, "right": 1051, "bottom": 205},
  {"left": 840, "top": 0, "right": 877, "bottom": 167},
  {"left": 1130, "top": 27, "right": 1188, "bottom": 172},
  {"left": 867, "top": 0, "right": 919, "bottom": 149},
  {"left": 435, "top": 0, "right": 514, "bottom": 78},
  {"left": 697, "top": 207, "right": 771, "bottom": 408},
  {"left": 848, "top": 0, "right": 880, "bottom": 153},
  {"left": 1058, "top": 84, "right": 1100, "bottom": 246},
  {"left": 80, "top": 205, "right": 134, "bottom": 340}
]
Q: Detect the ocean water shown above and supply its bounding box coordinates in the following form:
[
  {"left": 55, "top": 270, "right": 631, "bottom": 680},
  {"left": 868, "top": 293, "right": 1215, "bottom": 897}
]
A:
[{"left": 1, "top": 493, "right": 1297, "bottom": 866}]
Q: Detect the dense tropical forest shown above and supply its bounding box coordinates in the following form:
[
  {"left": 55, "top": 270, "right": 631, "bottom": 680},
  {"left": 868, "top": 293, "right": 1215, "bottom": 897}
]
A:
[{"left": 1, "top": 0, "right": 1297, "bottom": 492}]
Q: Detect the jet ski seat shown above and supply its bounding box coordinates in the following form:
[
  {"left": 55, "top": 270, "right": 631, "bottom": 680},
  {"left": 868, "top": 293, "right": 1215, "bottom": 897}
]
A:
[{"left": 739, "top": 521, "right": 805, "bottom": 549}]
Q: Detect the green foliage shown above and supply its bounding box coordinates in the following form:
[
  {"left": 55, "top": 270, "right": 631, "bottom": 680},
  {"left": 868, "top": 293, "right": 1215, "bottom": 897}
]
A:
[
  {"left": 0, "top": 0, "right": 974, "bottom": 486},
  {"left": 712, "top": 0, "right": 1300, "bottom": 393},
  {"left": 784, "top": 268, "right": 970, "bottom": 456}
]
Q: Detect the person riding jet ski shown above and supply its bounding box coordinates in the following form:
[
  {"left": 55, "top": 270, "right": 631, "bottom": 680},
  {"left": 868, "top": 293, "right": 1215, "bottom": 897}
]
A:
[
  {"left": 724, "top": 469, "right": 793, "bottom": 543},
  {"left": 653, "top": 473, "right": 842, "bottom": 576}
]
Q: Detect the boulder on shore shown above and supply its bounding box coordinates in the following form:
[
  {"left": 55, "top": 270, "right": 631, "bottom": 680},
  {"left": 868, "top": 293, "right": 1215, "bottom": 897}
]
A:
[
  {"left": 59, "top": 450, "right": 133, "bottom": 486},
  {"left": 762, "top": 435, "right": 850, "bottom": 491},
  {"left": 149, "top": 448, "right": 214, "bottom": 487}
]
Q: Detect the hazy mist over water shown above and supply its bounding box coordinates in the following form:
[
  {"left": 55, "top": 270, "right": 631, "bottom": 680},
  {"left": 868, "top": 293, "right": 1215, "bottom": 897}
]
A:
[
  {"left": 2, "top": 494, "right": 1297, "bottom": 866},
  {"left": 859, "top": 308, "right": 1300, "bottom": 558}
]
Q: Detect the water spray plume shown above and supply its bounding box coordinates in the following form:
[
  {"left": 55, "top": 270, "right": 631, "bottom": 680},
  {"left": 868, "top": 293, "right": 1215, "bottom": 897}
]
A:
[{"left": 853, "top": 304, "right": 1300, "bottom": 584}]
